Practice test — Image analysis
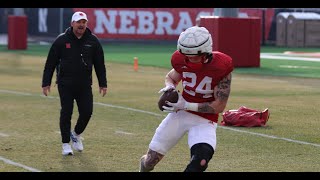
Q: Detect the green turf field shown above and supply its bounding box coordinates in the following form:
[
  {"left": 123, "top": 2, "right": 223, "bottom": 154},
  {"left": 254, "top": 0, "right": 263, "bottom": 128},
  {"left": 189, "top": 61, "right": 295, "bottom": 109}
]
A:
[
  {"left": 0, "top": 44, "right": 320, "bottom": 172},
  {"left": 2, "top": 44, "right": 320, "bottom": 78}
]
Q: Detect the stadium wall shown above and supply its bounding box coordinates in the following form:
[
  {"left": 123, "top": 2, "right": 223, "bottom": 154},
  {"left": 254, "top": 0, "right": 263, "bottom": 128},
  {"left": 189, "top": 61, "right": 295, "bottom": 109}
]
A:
[{"left": 1, "top": 8, "right": 319, "bottom": 44}]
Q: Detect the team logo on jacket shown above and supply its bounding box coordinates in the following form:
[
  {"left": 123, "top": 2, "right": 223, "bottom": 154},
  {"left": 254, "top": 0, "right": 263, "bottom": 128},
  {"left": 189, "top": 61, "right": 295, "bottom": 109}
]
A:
[{"left": 66, "top": 43, "right": 71, "bottom": 48}]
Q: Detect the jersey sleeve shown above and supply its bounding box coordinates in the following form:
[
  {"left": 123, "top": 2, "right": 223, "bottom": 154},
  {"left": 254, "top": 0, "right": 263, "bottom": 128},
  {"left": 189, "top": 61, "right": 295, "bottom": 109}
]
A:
[
  {"left": 171, "top": 50, "right": 185, "bottom": 74},
  {"left": 224, "top": 54, "right": 234, "bottom": 76},
  {"left": 219, "top": 52, "right": 234, "bottom": 77}
]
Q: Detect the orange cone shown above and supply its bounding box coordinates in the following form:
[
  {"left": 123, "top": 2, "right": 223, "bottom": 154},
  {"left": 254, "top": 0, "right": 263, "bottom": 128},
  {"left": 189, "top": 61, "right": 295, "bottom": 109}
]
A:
[{"left": 134, "top": 57, "right": 138, "bottom": 71}]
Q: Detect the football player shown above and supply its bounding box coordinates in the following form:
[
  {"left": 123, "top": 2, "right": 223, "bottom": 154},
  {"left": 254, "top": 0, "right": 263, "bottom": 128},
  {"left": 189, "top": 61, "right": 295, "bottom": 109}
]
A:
[{"left": 139, "top": 26, "right": 234, "bottom": 172}]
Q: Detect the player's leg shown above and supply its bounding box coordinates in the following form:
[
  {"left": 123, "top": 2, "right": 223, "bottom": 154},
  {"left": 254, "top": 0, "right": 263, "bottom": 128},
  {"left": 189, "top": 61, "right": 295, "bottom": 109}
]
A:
[
  {"left": 184, "top": 143, "right": 214, "bottom": 172},
  {"left": 139, "top": 149, "right": 164, "bottom": 172},
  {"left": 58, "top": 84, "right": 75, "bottom": 144},
  {"left": 140, "top": 111, "right": 188, "bottom": 172},
  {"left": 74, "top": 84, "right": 93, "bottom": 135},
  {"left": 184, "top": 113, "right": 217, "bottom": 172},
  {"left": 58, "top": 84, "right": 75, "bottom": 155}
]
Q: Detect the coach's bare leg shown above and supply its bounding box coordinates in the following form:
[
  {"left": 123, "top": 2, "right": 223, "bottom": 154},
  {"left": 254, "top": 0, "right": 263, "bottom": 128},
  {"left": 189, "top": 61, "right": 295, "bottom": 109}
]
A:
[{"left": 140, "top": 149, "right": 164, "bottom": 172}]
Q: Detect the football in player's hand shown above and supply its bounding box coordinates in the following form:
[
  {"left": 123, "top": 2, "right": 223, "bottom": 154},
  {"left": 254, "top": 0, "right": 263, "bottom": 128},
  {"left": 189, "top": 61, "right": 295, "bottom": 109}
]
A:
[{"left": 158, "top": 89, "right": 179, "bottom": 111}]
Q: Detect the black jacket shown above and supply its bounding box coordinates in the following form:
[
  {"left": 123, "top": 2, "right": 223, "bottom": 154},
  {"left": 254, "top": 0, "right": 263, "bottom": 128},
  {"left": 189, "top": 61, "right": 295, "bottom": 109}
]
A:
[{"left": 42, "top": 27, "right": 107, "bottom": 88}]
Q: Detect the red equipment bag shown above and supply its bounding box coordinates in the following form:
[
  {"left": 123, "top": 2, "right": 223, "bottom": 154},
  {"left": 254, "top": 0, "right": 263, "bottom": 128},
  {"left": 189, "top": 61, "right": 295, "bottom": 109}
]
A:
[{"left": 221, "top": 106, "right": 270, "bottom": 127}]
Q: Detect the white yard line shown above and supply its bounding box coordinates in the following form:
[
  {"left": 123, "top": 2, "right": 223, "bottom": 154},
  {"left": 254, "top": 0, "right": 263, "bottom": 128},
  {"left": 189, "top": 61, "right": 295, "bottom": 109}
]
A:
[
  {"left": 279, "top": 65, "right": 320, "bottom": 70},
  {"left": 94, "top": 102, "right": 163, "bottom": 117},
  {"left": 0, "top": 156, "right": 42, "bottom": 172},
  {"left": 0, "top": 132, "right": 9, "bottom": 137},
  {"left": 219, "top": 126, "right": 320, "bottom": 147},
  {"left": 0, "top": 89, "right": 32, "bottom": 96},
  {"left": 261, "top": 54, "right": 320, "bottom": 62},
  {"left": 115, "top": 130, "right": 134, "bottom": 135}
]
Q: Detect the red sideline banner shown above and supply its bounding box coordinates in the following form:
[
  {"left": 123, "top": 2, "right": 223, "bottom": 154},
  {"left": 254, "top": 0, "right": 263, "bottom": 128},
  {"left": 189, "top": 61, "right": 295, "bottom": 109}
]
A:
[{"left": 74, "top": 8, "right": 274, "bottom": 40}]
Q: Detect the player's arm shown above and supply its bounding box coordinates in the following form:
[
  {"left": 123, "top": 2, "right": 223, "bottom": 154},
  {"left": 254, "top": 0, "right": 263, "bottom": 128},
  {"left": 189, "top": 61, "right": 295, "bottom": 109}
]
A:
[
  {"left": 165, "top": 68, "right": 182, "bottom": 87},
  {"left": 159, "top": 69, "right": 182, "bottom": 93},
  {"left": 185, "top": 73, "right": 232, "bottom": 114},
  {"left": 42, "top": 41, "right": 60, "bottom": 96}
]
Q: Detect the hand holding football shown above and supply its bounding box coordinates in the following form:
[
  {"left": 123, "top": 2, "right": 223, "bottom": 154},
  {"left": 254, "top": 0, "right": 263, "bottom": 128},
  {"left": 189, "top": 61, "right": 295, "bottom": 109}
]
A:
[{"left": 158, "top": 89, "right": 179, "bottom": 111}]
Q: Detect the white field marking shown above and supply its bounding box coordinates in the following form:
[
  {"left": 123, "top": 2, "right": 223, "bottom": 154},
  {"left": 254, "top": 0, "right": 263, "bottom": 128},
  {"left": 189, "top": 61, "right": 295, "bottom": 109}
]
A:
[
  {"left": 263, "top": 52, "right": 320, "bottom": 57},
  {"left": 283, "top": 52, "right": 320, "bottom": 57},
  {"left": 94, "top": 102, "right": 164, "bottom": 117},
  {"left": 219, "top": 126, "right": 320, "bottom": 148},
  {"left": 260, "top": 54, "right": 320, "bottom": 62},
  {"left": 279, "top": 65, "right": 320, "bottom": 70},
  {"left": 0, "top": 156, "right": 42, "bottom": 172},
  {"left": 56, "top": 123, "right": 130, "bottom": 138},
  {"left": 40, "top": 95, "right": 59, "bottom": 99},
  {"left": 1, "top": 89, "right": 320, "bottom": 149},
  {"left": 0, "top": 132, "right": 9, "bottom": 137},
  {"left": 115, "top": 130, "right": 134, "bottom": 135},
  {"left": 0, "top": 89, "right": 32, "bottom": 96}
]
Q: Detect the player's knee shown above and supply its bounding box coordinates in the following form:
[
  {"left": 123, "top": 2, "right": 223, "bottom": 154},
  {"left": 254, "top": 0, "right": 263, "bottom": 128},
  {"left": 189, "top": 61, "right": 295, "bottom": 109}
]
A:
[{"left": 184, "top": 143, "right": 214, "bottom": 172}]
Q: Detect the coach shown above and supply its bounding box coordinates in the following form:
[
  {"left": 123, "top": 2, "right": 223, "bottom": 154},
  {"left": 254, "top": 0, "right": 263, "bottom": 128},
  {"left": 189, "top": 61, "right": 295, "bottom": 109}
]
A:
[{"left": 41, "top": 11, "right": 107, "bottom": 156}]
